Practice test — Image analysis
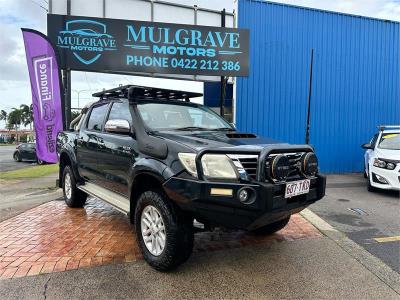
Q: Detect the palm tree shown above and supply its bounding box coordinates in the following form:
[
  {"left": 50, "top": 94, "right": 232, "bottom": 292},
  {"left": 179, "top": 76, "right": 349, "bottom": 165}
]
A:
[
  {"left": 0, "top": 110, "right": 7, "bottom": 128},
  {"left": 20, "top": 104, "right": 34, "bottom": 130},
  {"left": 8, "top": 108, "right": 22, "bottom": 143}
]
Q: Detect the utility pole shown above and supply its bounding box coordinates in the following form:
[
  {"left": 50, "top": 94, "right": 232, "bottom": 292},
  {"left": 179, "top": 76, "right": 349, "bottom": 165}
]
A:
[{"left": 72, "top": 89, "right": 90, "bottom": 109}]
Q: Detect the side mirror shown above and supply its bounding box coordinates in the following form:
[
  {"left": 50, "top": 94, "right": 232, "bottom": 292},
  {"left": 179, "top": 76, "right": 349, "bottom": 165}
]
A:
[
  {"left": 361, "top": 143, "right": 373, "bottom": 150},
  {"left": 105, "top": 119, "right": 131, "bottom": 134}
]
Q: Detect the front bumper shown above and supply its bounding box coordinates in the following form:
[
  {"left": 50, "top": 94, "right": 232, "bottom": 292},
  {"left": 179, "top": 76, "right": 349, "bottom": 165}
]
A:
[
  {"left": 163, "top": 174, "right": 326, "bottom": 230},
  {"left": 369, "top": 164, "right": 400, "bottom": 191}
]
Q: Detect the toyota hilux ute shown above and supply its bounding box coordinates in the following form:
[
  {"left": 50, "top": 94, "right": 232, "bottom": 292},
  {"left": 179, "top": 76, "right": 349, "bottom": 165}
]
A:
[{"left": 57, "top": 85, "right": 326, "bottom": 271}]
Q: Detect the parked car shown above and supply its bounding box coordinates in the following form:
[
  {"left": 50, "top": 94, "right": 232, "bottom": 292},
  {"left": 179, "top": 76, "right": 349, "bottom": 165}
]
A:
[
  {"left": 13, "top": 143, "right": 44, "bottom": 164},
  {"left": 362, "top": 125, "right": 400, "bottom": 192},
  {"left": 57, "top": 85, "right": 326, "bottom": 271}
]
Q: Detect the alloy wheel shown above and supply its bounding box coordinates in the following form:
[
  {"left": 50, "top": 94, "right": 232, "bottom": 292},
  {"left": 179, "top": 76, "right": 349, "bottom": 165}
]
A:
[
  {"left": 64, "top": 173, "right": 72, "bottom": 199},
  {"left": 141, "top": 205, "right": 166, "bottom": 256}
]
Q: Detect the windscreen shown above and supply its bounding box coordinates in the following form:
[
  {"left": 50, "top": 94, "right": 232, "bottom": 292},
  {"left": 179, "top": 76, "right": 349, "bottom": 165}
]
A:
[
  {"left": 378, "top": 133, "right": 400, "bottom": 150},
  {"left": 137, "top": 102, "right": 232, "bottom": 131}
]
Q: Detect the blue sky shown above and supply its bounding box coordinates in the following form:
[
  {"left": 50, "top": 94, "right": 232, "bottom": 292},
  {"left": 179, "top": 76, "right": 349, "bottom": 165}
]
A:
[{"left": 0, "top": 0, "right": 400, "bottom": 128}]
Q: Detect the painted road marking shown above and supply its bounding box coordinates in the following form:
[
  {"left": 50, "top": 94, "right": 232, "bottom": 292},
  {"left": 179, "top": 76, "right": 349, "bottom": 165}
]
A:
[{"left": 374, "top": 236, "right": 400, "bottom": 243}]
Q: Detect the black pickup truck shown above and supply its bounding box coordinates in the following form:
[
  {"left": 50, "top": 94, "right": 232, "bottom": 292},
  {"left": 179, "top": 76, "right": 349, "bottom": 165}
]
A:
[{"left": 57, "top": 85, "right": 326, "bottom": 271}]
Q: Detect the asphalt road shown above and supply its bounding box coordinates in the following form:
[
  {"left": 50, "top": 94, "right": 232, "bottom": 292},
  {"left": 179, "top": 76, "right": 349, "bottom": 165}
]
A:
[
  {"left": 0, "top": 145, "right": 36, "bottom": 172},
  {"left": 310, "top": 174, "right": 400, "bottom": 273}
]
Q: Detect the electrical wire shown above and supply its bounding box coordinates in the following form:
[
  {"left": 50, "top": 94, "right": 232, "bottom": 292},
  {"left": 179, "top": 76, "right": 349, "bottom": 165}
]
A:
[{"left": 29, "top": 0, "right": 48, "bottom": 12}]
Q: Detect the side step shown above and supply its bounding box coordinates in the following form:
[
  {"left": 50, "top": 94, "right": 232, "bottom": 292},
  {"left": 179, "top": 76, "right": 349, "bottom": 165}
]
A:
[{"left": 78, "top": 182, "right": 130, "bottom": 213}]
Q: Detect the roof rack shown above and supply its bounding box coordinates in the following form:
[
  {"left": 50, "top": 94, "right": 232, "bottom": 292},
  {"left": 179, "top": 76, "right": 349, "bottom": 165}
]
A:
[
  {"left": 378, "top": 125, "right": 400, "bottom": 131},
  {"left": 92, "top": 85, "right": 203, "bottom": 102}
]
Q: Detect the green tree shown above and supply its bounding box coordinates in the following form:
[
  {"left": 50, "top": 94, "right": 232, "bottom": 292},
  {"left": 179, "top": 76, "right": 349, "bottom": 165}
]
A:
[
  {"left": 0, "top": 110, "right": 7, "bottom": 131},
  {"left": 8, "top": 108, "right": 22, "bottom": 143},
  {"left": 20, "top": 104, "right": 34, "bottom": 130}
]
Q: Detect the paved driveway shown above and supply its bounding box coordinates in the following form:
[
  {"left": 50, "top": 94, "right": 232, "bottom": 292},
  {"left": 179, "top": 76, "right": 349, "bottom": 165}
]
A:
[{"left": 0, "top": 198, "right": 319, "bottom": 280}]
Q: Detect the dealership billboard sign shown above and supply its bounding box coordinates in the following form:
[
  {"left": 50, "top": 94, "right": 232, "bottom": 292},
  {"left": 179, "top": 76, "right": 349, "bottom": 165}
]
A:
[{"left": 47, "top": 14, "right": 249, "bottom": 77}]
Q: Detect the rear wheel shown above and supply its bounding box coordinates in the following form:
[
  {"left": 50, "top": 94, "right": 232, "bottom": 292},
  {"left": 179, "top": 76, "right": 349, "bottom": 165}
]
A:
[
  {"left": 251, "top": 216, "right": 291, "bottom": 235},
  {"left": 134, "top": 189, "right": 194, "bottom": 271},
  {"left": 37, "top": 158, "right": 44, "bottom": 165},
  {"left": 62, "top": 165, "right": 87, "bottom": 208}
]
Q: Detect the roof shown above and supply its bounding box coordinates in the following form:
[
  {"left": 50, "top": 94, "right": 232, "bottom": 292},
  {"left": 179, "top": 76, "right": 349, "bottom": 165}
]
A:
[
  {"left": 254, "top": 0, "right": 400, "bottom": 25},
  {"left": 92, "top": 85, "right": 203, "bottom": 101},
  {"left": 378, "top": 125, "right": 400, "bottom": 132}
]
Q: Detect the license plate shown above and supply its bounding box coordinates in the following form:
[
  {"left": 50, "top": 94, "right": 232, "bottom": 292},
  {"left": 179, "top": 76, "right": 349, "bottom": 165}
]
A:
[{"left": 285, "top": 179, "right": 310, "bottom": 198}]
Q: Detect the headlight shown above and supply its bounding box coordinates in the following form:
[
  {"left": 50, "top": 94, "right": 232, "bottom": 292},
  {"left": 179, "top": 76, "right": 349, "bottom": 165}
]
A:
[
  {"left": 373, "top": 158, "right": 396, "bottom": 170},
  {"left": 201, "top": 154, "right": 238, "bottom": 179},
  {"left": 178, "top": 153, "right": 238, "bottom": 179}
]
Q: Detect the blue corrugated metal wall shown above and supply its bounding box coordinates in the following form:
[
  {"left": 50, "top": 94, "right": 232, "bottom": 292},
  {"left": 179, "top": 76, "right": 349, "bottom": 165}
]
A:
[{"left": 236, "top": 0, "right": 400, "bottom": 173}]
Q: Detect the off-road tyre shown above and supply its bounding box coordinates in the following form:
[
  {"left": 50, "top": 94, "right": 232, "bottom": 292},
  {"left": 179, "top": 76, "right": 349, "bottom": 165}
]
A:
[
  {"left": 251, "top": 216, "right": 291, "bottom": 235},
  {"left": 134, "top": 189, "right": 194, "bottom": 272},
  {"left": 62, "top": 165, "right": 87, "bottom": 208}
]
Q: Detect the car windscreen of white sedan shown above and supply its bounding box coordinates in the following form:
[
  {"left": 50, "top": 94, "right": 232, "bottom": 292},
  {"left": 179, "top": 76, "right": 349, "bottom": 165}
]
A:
[{"left": 363, "top": 127, "right": 400, "bottom": 192}]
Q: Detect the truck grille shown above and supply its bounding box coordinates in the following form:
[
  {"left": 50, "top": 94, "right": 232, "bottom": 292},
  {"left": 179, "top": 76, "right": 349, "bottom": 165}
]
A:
[
  {"left": 238, "top": 156, "right": 258, "bottom": 178},
  {"left": 228, "top": 155, "right": 258, "bottom": 179}
]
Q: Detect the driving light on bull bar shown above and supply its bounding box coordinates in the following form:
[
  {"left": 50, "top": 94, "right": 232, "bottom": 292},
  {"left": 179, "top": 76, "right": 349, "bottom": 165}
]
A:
[{"left": 201, "top": 154, "right": 238, "bottom": 179}]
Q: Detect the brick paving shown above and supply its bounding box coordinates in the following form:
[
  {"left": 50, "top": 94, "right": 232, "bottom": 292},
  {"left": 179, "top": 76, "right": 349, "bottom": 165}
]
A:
[{"left": 0, "top": 199, "right": 320, "bottom": 280}]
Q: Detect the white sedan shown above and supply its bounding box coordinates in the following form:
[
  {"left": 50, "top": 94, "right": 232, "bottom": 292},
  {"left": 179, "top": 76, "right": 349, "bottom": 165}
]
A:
[{"left": 363, "top": 126, "right": 400, "bottom": 192}]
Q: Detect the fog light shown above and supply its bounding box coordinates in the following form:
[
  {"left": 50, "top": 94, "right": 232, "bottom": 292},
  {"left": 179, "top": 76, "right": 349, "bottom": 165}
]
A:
[
  {"left": 237, "top": 187, "right": 255, "bottom": 205},
  {"left": 376, "top": 174, "right": 388, "bottom": 184},
  {"left": 239, "top": 189, "right": 249, "bottom": 202}
]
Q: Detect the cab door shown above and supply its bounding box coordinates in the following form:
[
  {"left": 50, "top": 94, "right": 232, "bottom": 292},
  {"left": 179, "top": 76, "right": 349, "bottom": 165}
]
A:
[
  {"left": 96, "top": 101, "right": 137, "bottom": 196},
  {"left": 76, "top": 102, "right": 110, "bottom": 182}
]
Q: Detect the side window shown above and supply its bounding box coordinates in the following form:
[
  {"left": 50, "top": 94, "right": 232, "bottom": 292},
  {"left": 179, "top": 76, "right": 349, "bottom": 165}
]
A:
[
  {"left": 107, "top": 102, "right": 132, "bottom": 125},
  {"left": 87, "top": 104, "right": 109, "bottom": 131}
]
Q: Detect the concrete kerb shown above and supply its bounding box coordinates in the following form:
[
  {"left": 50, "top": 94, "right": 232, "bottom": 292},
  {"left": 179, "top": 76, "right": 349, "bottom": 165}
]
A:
[{"left": 301, "top": 208, "right": 400, "bottom": 296}]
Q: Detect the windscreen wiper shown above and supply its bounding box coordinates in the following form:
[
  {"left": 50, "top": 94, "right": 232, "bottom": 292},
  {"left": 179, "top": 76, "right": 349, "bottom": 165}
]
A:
[
  {"left": 175, "top": 126, "right": 208, "bottom": 131},
  {"left": 209, "top": 128, "right": 235, "bottom": 131}
]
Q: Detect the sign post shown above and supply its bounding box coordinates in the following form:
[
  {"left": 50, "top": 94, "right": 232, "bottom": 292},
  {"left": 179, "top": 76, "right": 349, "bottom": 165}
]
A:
[{"left": 220, "top": 8, "right": 226, "bottom": 118}]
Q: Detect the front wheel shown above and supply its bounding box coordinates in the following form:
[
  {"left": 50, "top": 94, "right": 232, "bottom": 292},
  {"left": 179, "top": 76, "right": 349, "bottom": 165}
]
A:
[
  {"left": 62, "top": 165, "right": 87, "bottom": 208},
  {"left": 367, "top": 180, "right": 378, "bottom": 192},
  {"left": 134, "top": 190, "right": 194, "bottom": 271},
  {"left": 251, "top": 216, "right": 291, "bottom": 235},
  {"left": 13, "top": 152, "right": 21, "bottom": 162},
  {"left": 37, "top": 158, "right": 44, "bottom": 165}
]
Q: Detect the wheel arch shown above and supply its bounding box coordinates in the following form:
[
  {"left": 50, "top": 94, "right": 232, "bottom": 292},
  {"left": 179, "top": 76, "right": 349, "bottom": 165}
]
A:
[
  {"left": 58, "top": 149, "right": 81, "bottom": 187},
  {"left": 129, "top": 171, "right": 166, "bottom": 223}
]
